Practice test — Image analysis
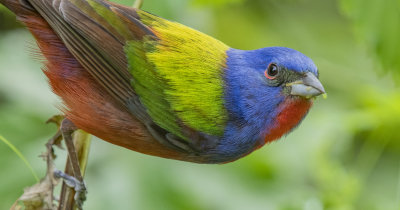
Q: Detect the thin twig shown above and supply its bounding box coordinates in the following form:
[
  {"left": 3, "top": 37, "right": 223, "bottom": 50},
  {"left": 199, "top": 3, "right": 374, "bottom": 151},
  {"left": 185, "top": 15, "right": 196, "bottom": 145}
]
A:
[
  {"left": 58, "top": 130, "right": 92, "bottom": 210},
  {"left": 46, "top": 129, "right": 61, "bottom": 208}
]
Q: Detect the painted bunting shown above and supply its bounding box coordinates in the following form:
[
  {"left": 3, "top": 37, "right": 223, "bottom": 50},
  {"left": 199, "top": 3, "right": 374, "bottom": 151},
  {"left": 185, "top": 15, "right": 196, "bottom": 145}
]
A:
[{"left": 0, "top": 0, "right": 325, "bottom": 164}]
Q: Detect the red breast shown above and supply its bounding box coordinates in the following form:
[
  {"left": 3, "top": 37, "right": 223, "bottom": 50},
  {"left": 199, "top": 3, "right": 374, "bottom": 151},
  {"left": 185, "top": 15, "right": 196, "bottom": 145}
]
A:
[{"left": 262, "top": 98, "right": 313, "bottom": 146}]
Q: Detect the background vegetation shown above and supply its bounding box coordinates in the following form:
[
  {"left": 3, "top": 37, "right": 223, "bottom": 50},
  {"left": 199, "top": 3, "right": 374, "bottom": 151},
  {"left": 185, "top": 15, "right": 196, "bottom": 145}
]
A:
[{"left": 0, "top": 0, "right": 399, "bottom": 209}]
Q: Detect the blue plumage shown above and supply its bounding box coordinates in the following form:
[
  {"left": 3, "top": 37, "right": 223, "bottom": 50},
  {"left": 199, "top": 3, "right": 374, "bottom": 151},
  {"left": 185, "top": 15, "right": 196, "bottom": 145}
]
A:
[
  {"left": 206, "top": 47, "right": 319, "bottom": 163},
  {"left": 1, "top": 0, "right": 326, "bottom": 167}
]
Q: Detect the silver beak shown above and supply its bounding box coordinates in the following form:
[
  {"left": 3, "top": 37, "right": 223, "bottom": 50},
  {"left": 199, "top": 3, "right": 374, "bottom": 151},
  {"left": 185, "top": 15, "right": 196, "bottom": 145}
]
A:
[{"left": 288, "top": 72, "right": 325, "bottom": 98}]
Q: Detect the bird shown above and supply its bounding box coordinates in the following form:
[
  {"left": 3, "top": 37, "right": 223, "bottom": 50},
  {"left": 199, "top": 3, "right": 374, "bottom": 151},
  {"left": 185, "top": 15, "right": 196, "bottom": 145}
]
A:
[{"left": 0, "top": 0, "right": 325, "bottom": 164}]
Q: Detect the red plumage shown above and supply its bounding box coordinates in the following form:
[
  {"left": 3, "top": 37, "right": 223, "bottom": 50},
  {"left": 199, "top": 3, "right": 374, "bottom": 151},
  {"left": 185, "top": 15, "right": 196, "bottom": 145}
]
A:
[
  {"left": 264, "top": 98, "right": 312, "bottom": 144},
  {"left": 1, "top": 0, "right": 324, "bottom": 164},
  {"left": 2, "top": 0, "right": 191, "bottom": 162}
]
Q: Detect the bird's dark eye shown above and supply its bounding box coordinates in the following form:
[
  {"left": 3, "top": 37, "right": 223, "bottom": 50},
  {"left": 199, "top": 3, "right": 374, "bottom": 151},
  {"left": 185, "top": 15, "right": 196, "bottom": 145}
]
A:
[{"left": 265, "top": 63, "right": 279, "bottom": 79}]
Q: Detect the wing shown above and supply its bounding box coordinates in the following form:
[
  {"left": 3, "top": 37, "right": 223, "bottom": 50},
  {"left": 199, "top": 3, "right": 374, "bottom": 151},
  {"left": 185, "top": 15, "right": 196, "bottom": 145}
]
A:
[
  {"left": 126, "top": 11, "right": 229, "bottom": 139},
  {"left": 28, "top": 0, "right": 229, "bottom": 150}
]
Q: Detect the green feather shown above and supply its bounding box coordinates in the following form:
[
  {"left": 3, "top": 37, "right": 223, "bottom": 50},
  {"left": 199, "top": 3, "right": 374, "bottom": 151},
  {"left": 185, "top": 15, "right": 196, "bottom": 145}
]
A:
[
  {"left": 126, "top": 11, "right": 229, "bottom": 137},
  {"left": 125, "top": 39, "right": 184, "bottom": 138},
  {"left": 86, "top": 0, "right": 133, "bottom": 40}
]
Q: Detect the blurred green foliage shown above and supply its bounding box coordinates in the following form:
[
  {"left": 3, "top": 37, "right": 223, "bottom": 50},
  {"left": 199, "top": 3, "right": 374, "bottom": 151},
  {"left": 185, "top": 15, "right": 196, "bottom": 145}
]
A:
[
  {"left": 0, "top": 5, "right": 22, "bottom": 30},
  {"left": 0, "top": 0, "right": 400, "bottom": 209},
  {"left": 192, "top": 0, "right": 244, "bottom": 7},
  {"left": 340, "top": 0, "right": 400, "bottom": 81}
]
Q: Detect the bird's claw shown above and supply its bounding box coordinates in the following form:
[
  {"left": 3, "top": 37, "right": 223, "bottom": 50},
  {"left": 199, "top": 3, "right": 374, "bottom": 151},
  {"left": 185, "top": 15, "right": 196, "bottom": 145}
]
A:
[{"left": 54, "top": 169, "right": 87, "bottom": 209}]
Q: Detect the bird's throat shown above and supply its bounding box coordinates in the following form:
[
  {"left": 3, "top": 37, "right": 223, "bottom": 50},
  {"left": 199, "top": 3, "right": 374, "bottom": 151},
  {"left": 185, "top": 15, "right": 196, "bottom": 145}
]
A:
[{"left": 262, "top": 98, "right": 312, "bottom": 145}]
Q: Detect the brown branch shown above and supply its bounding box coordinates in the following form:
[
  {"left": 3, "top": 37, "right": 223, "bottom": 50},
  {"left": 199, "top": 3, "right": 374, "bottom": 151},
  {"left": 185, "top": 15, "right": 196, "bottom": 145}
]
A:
[{"left": 58, "top": 130, "right": 91, "bottom": 210}]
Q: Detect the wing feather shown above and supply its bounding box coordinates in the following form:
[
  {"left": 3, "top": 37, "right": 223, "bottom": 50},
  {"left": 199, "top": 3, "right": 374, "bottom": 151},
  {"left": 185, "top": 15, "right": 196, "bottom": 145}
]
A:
[
  {"left": 27, "top": 0, "right": 229, "bottom": 151},
  {"left": 28, "top": 0, "right": 148, "bottom": 106}
]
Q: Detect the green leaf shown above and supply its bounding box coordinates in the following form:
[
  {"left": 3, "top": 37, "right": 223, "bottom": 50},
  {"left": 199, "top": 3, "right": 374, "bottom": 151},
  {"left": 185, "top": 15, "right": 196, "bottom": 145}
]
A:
[{"left": 0, "top": 135, "right": 39, "bottom": 182}]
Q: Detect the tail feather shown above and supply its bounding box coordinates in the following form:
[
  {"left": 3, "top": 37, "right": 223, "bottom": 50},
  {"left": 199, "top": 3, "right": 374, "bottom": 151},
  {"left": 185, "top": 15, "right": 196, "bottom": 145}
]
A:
[{"left": 0, "top": 0, "right": 190, "bottom": 161}]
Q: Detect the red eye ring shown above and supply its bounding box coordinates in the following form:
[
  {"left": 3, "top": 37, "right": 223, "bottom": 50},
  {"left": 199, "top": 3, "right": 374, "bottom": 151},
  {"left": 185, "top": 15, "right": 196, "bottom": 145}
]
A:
[{"left": 265, "top": 63, "right": 279, "bottom": 80}]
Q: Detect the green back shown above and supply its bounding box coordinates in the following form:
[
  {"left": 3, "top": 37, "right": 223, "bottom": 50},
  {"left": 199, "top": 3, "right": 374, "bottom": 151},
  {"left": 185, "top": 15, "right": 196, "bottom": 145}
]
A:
[{"left": 125, "top": 11, "right": 229, "bottom": 139}]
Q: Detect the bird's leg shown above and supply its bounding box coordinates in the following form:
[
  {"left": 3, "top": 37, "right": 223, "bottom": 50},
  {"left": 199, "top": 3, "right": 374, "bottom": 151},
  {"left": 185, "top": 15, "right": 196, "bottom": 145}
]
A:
[
  {"left": 54, "top": 169, "right": 86, "bottom": 208},
  {"left": 55, "top": 119, "right": 87, "bottom": 209}
]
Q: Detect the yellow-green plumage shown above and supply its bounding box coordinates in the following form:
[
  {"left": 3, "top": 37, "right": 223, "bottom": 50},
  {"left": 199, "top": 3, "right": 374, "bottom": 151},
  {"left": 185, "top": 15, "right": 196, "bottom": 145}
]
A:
[
  {"left": 0, "top": 0, "right": 324, "bottom": 163},
  {"left": 126, "top": 11, "right": 229, "bottom": 138},
  {"left": 66, "top": 0, "right": 230, "bottom": 137},
  {"left": 126, "top": 39, "right": 184, "bottom": 138}
]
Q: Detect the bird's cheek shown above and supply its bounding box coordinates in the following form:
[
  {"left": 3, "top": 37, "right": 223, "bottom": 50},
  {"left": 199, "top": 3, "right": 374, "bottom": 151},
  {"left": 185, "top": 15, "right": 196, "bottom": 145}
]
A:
[{"left": 280, "top": 86, "right": 292, "bottom": 96}]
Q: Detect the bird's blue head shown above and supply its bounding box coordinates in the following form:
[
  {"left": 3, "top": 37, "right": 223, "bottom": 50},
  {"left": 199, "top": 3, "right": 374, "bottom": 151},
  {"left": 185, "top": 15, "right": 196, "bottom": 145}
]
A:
[
  {"left": 204, "top": 47, "right": 327, "bottom": 163},
  {"left": 242, "top": 47, "right": 324, "bottom": 98},
  {"left": 224, "top": 46, "right": 325, "bottom": 143}
]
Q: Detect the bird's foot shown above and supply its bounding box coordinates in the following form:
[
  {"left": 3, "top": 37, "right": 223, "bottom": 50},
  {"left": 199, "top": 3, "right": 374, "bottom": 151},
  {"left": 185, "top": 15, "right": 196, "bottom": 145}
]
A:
[
  {"left": 54, "top": 169, "right": 87, "bottom": 209},
  {"left": 59, "top": 119, "right": 88, "bottom": 209}
]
